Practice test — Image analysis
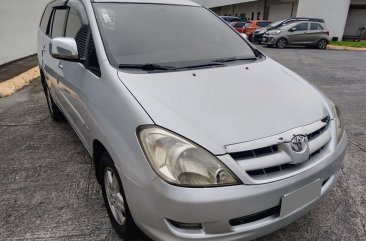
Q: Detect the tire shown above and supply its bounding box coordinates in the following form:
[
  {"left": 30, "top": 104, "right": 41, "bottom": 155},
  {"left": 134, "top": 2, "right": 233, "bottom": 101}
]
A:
[
  {"left": 317, "top": 39, "right": 328, "bottom": 49},
  {"left": 99, "top": 153, "right": 138, "bottom": 239},
  {"left": 44, "top": 84, "right": 65, "bottom": 121},
  {"left": 276, "top": 38, "right": 287, "bottom": 49}
]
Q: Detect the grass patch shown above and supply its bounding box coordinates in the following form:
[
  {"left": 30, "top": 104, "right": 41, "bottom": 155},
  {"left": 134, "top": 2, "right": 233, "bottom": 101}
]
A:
[{"left": 330, "top": 41, "right": 366, "bottom": 48}]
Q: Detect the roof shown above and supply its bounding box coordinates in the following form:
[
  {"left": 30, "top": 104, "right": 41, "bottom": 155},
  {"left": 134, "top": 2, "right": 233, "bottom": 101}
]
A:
[{"left": 92, "top": 0, "right": 200, "bottom": 6}]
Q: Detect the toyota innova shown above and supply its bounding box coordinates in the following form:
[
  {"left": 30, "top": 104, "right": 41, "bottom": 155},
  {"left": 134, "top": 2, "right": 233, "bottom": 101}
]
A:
[{"left": 38, "top": 1, "right": 347, "bottom": 240}]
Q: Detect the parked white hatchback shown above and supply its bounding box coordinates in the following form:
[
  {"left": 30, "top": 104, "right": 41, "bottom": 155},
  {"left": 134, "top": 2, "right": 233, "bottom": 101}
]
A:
[{"left": 38, "top": 0, "right": 347, "bottom": 240}]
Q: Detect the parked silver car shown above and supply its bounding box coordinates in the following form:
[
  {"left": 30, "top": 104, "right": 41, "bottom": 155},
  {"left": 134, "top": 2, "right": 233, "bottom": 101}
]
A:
[
  {"left": 262, "top": 21, "right": 331, "bottom": 49},
  {"left": 38, "top": 0, "right": 347, "bottom": 240}
]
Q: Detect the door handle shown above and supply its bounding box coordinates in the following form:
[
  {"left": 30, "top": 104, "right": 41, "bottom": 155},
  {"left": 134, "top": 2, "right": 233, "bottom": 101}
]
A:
[
  {"left": 58, "top": 61, "right": 63, "bottom": 69},
  {"left": 42, "top": 46, "right": 47, "bottom": 53}
]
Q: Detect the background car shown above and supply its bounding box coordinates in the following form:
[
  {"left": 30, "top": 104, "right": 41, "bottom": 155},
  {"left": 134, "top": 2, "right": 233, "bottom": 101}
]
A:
[
  {"left": 243, "top": 20, "right": 272, "bottom": 40},
  {"left": 252, "top": 17, "right": 325, "bottom": 43},
  {"left": 231, "top": 21, "right": 247, "bottom": 33},
  {"left": 220, "top": 16, "right": 243, "bottom": 23},
  {"left": 262, "top": 21, "right": 330, "bottom": 49}
]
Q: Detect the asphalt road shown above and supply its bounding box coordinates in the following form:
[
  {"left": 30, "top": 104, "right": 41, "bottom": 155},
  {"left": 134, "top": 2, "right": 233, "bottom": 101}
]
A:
[{"left": 0, "top": 46, "right": 365, "bottom": 241}]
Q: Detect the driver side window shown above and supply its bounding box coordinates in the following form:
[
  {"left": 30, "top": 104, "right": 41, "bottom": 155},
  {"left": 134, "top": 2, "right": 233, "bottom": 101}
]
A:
[
  {"left": 294, "top": 22, "right": 309, "bottom": 31},
  {"left": 65, "top": 3, "right": 101, "bottom": 77}
]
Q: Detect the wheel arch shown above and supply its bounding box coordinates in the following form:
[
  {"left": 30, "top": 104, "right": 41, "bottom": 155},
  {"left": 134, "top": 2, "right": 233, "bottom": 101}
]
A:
[{"left": 93, "top": 139, "right": 109, "bottom": 184}]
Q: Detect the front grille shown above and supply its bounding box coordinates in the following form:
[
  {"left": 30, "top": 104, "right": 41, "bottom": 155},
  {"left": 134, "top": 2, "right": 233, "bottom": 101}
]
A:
[
  {"left": 230, "top": 118, "right": 332, "bottom": 182},
  {"left": 230, "top": 145, "right": 278, "bottom": 159},
  {"left": 229, "top": 205, "right": 280, "bottom": 226}
]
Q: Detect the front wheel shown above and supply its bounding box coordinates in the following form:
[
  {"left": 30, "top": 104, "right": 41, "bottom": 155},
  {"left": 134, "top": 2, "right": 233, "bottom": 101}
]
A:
[
  {"left": 317, "top": 39, "right": 328, "bottom": 49},
  {"left": 100, "top": 153, "right": 138, "bottom": 239},
  {"left": 276, "top": 38, "right": 287, "bottom": 49},
  {"left": 45, "top": 86, "right": 64, "bottom": 121}
]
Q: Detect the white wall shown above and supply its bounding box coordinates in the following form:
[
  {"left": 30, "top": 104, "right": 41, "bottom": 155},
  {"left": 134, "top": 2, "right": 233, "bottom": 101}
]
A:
[
  {"left": 0, "top": 0, "right": 52, "bottom": 65},
  {"left": 268, "top": 3, "right": 294, "bottom": 20},
  {"left": 297, "top": 0, "right": 351, "bottom": 39}
]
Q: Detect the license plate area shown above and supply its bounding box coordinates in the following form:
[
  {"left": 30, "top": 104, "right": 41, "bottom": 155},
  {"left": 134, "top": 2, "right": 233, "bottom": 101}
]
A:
[{"left": 280, "top": 179, "right": 322, "bottom": 218}]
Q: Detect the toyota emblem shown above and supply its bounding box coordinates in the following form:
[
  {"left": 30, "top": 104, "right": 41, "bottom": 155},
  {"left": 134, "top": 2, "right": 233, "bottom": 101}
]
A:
[{"left": 291, "top": 135, "right": 307, "bottom": 152}]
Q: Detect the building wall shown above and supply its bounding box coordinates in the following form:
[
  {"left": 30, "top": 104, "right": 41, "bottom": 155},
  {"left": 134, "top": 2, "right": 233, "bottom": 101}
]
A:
[
  {"left": 0, "top": 0, "right": 52, "bottom": 65},
  {"left": 296, "top": 0, "right": 351, "bottom": 39},
  {"left": 212, "top": 0, "right": 298, "bottom": 21}
]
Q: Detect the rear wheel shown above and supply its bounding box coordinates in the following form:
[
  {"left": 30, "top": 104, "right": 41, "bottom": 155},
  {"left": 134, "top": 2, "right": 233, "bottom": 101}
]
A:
[
  {"left": 317, "top": 39, "right": 328, "bottom": 49},
  {"left": 276, "top": 38, "right": 287, "bottom": 49}
]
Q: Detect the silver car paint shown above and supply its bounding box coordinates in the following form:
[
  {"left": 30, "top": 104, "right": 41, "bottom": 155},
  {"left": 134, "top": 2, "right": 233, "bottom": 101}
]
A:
[
  {"left": 38, "top": 0, "right": 347, "bottom": 240},
  {"left": 118, "top": 58, "right": 333, "bottom": 156}
]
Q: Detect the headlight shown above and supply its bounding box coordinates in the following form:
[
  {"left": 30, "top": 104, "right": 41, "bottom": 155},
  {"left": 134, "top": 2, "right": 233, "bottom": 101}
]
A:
[
  {"left": 258, "top": 29, "right": 266, "bottom": 34},
  {"left": 137, "top": 126, "right": 240, "bottom": 187},
  {"left": 335, "top": 106, "right": 344, "bottom": 144},
  {"left": 328, "top": 100, "right": 344, "bottom": 144},
  {"left": 270, "top": 31, "right": 281, "bottom": 35}
]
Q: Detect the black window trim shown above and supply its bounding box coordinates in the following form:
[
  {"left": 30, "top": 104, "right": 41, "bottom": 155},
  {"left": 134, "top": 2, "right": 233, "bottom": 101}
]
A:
[{"left": 65, "top": 1, "right": 101, "bottom": 77}]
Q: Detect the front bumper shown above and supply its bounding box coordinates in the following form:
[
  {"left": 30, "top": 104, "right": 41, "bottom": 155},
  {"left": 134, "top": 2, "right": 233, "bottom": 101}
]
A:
[
  {"left": 124, "top": 133, "right": 348, "bottom": 241},
  {"left": 262, "top": 35, "right": 280, "bottom": 45},
  {"left": 251, "top": 33, "right": 264, "bottom": 42}
]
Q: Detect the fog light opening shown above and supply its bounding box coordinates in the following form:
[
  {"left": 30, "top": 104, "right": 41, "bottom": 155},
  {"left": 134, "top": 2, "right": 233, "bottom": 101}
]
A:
[{"left": 167, "top": 219, "right": 203, "bottom": 230}]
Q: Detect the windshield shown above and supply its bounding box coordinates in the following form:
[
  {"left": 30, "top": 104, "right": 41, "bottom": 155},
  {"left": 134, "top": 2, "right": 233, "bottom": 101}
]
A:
[
  {"left": 93, "top": 3, "right": 256, "bottom": 69},
  {"left": 268, "top": 20, "right": 284, "bottom": 28}
]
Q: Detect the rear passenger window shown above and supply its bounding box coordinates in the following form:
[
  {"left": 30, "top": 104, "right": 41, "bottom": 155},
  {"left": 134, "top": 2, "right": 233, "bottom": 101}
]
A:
[
  {"left": 40, "top": 5, "right": 53, "bottom": 33},
  {"left": 51, "top": 9, "right": 68, "bottom": 38},
  {"left": 310, "top": 23, "right": 324, "bottom": 30}
]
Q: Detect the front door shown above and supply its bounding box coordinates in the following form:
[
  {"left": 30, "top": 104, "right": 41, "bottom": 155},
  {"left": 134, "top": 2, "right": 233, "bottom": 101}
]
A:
[{"left": 288, "top": 22, "right": 309, "bottom": 44}]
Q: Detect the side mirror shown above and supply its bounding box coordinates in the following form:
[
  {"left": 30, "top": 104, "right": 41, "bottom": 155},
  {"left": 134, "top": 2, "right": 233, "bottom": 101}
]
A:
[
  {"left": 290, "top": 27, "right": 297, "bottom": 32},
  {"left": 50, "top": 37, "right": 79, "bottom": 61}
]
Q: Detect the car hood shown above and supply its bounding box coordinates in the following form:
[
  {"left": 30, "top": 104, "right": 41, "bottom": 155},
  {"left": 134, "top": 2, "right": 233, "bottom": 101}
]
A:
[{"left": 118, "top": 58, "right": 330, "bottom": 155}]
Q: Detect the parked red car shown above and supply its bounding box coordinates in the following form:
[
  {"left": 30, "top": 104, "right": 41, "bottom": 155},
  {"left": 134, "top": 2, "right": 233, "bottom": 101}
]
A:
[
  {"left": 243, "top": 20, "right": 272, "bottom": 39},
  {"left": 230, "top": 22, "right": 247, "bottom": 33}
]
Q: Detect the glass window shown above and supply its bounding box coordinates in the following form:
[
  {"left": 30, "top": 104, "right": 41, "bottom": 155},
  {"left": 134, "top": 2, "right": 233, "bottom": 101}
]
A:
[
  {"left": 40, "top": 5, "right": 53, "bottom": 34},
  {"left": 93, "top": 3, "right": 256, "bottom": 69},
  {"left": 234, "top": 22, "right": 246, "bottom": 28},
  {"left": 51, "top": 9, "right": 68, "bottom": 38},
  {"left": 257, "top": 22, "right": 271, "bottom": 27},
  {"left": 65, "top": 8, "right": 83, "bottom": 38},
  {"left": 310, "top": 23, "right": 324, "bottom": 30},
  {"left": 294, "top": 22, "right": 308, "bottom": 31}
]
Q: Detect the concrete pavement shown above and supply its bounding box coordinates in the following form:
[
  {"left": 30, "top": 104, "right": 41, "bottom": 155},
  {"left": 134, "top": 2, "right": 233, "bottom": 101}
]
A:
[{"left": 0, "top": 47, "right": 365, "bottom": 241}]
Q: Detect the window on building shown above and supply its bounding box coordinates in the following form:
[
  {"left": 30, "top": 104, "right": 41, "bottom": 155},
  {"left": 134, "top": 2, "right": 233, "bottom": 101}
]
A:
[
  {"left": 257, "top": 12, "right": 261, "bottom": 20},
  {"left": 294, "top": 22, "right": 309, "bottom": 31},
  {"left": 310, "top": 23, "right": 324, "bottom": 30},
  {"left": 51, "top": 9, "right": 68, "bottom": 38},
  {"left": 251, "top": 12, "right": 254, "bottom": 20}
]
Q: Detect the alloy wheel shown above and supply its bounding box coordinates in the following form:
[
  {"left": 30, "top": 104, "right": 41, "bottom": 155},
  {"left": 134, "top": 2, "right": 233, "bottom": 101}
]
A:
[
  {"left": 104, "top": 167, "right": 126, "bottom": 226},
  {"left": 277, "top": 38, "right": 287, "bottom": 49},
  {"left": 318, "top": 39, "right": 328, "bottom": 49}
]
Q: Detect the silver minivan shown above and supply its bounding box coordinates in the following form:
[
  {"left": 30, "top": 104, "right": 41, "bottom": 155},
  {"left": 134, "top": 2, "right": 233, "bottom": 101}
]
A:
[{"left": 38, "top": 1, "right": 347, "bottom": 240}]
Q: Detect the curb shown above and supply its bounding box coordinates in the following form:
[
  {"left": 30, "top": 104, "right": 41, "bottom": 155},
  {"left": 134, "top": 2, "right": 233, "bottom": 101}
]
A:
[
  {"left": 0, "top": 67, "right": 40, "bottom": 98},
  {"left": 327, "top": 45, "right": 366, "bottom": 51}
]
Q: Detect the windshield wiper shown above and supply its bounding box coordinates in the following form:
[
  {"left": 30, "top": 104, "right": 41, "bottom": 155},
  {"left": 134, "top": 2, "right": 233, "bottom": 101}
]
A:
[
  {"left": 212, "top": 57, "right": 258, "bottom": 63},
  {"left": 174, "top": 62, "right": 225, "bottom": 70},
  {"left": 118, "top": 64, "right": 176, "bottom": 71},
  {"left": 119, "top": 62, "right": 225, "bottom": 72}
]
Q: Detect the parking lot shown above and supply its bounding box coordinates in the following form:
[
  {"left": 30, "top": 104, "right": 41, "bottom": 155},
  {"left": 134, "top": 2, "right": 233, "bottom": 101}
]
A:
[{"left": 0, "top": 46, "right": 365, "bottom": 241}]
